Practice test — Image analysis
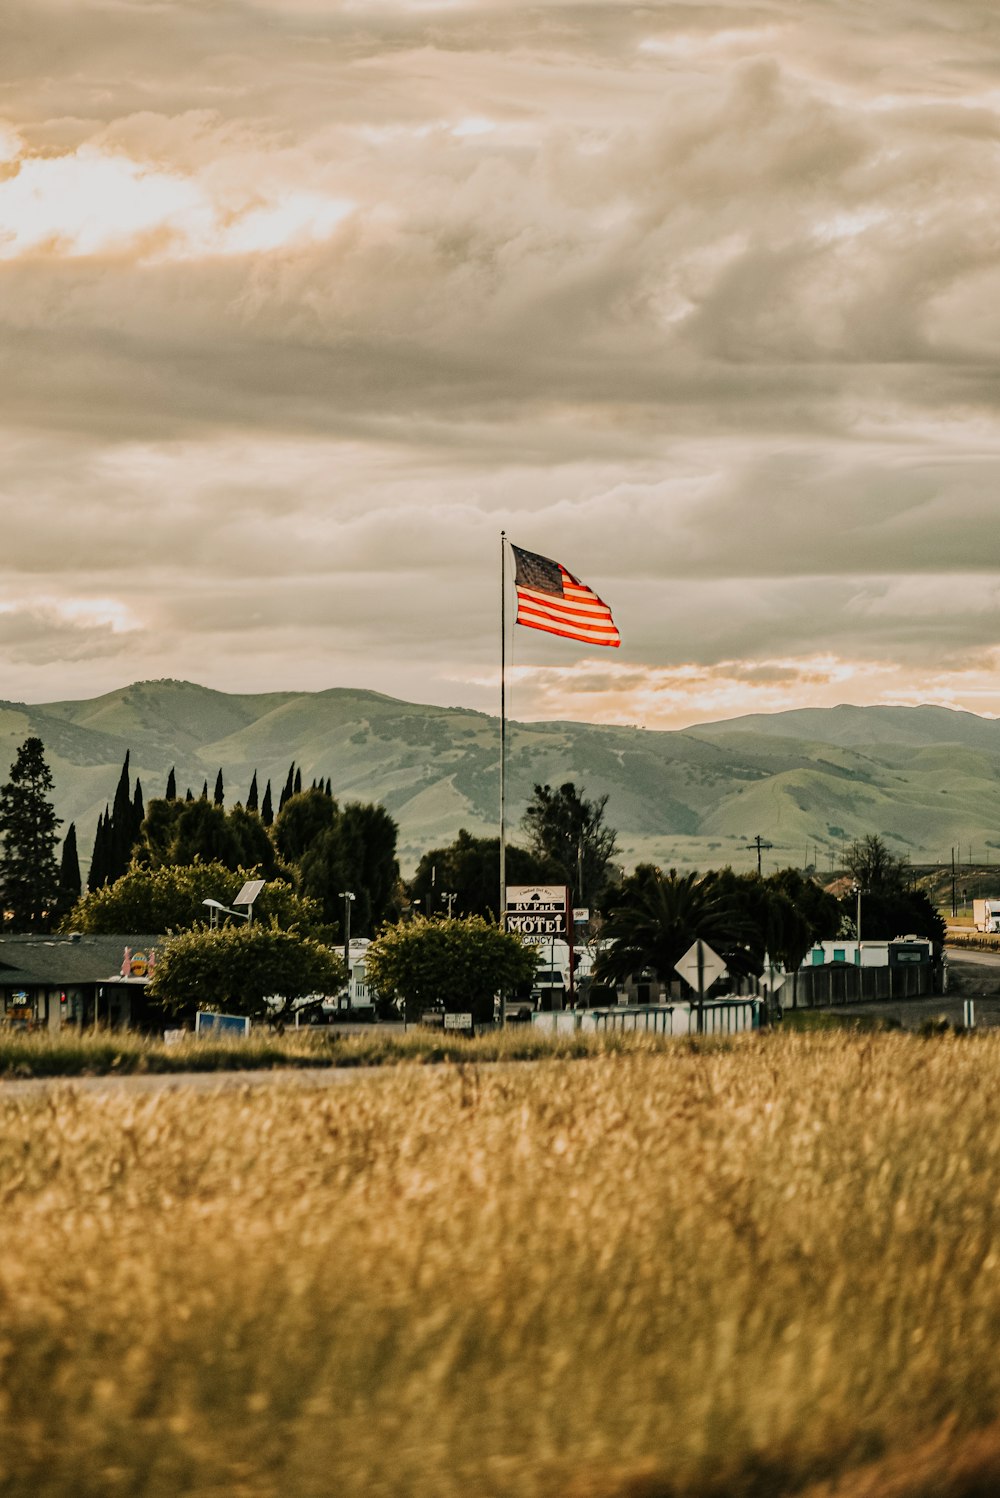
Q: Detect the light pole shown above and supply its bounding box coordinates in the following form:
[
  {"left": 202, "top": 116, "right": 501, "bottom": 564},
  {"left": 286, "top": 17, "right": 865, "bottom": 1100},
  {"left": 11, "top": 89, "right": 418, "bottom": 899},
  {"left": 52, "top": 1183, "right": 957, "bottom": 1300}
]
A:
[
  {"left": 202, "top": 898, "right": 251, "bottom": 930},
  {"left": 853, "top": 883, "right": 862, "bottom": 968},
  {"left": 443, "top": 891, "right": 457, "bottom": 919},
  {"left": 339, "top": 891, "right": 356, "bottom": 1006}
]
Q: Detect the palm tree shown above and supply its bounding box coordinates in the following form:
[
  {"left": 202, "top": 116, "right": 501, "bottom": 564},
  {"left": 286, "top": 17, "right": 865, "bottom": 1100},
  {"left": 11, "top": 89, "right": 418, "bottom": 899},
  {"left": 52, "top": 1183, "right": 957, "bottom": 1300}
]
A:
[{"left": 593, "top": 865, "right": 750, "bottom": 989}]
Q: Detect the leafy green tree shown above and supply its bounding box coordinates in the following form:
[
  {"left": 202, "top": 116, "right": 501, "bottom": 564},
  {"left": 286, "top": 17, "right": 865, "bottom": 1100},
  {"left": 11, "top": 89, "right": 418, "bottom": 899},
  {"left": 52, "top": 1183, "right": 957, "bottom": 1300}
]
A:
[
  {"left": 523, "top": 782, "right": 619, "bottom": 905},
  {"left": 411, "top": 829, "right": 559, "bottom": 920},
  {"left": 226, "top": 805, "right": 279, "bottom": 876},
  {"left": 364, "top": 915, "right": 537, "bottom": 1025},
  {"left": 273, "top": 787, "right": 338, "bottom": 863},
  {"left": 338, "top": 801, "right": 400, "bottom": 931},
  {"left": 706, "top": 867, "right": 814, "bottom": 978},
  {"left": 838, "top": 832, "right": 943, "bottom": 948},
  {"left": 845, "top": 834, "right": 905, "bottom": 893},
  {"left": 63, "top": 862, "right": 325, "bottom": 936},
  {"left": 839, "top": 885, "right": 945, "bottom": 948},
  {"left": 149, "top": 923, "right": 345, "bottom": 1025},
  {"left": 274, "top": 789, "right": 399, "bottom": 934},
  {"left": 0, "top": 737, "right": 61, "bottom": 931},
  {"left": 594, "top": 866, "right": 749, "bottom": 989},
  {"left": 135, "top": 798, "right": 275, "bottom": 875},
  {"left": 765, "top": 868, "right": 840, "bottom": 958}
]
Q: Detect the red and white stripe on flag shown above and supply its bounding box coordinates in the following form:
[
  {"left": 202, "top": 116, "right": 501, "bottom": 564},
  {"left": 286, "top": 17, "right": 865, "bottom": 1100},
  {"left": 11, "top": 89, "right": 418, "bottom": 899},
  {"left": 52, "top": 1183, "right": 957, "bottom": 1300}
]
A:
[{"left": 512, "top": 544, "right": 620, "bottom": 648}]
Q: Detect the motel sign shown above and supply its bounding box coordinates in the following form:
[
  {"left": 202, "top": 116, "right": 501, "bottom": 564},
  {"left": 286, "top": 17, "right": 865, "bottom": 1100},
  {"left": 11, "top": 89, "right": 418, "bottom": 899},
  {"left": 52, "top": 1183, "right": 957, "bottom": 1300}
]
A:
[{"left": 504, "top": 885, "right": 570, "bottom": 943}]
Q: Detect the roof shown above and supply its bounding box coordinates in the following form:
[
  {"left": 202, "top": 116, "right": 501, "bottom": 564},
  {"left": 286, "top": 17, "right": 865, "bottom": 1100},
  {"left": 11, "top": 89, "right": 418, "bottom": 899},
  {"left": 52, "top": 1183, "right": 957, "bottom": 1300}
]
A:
[{"left": 0, "top": 935, "right": 162, "bottom": 987}]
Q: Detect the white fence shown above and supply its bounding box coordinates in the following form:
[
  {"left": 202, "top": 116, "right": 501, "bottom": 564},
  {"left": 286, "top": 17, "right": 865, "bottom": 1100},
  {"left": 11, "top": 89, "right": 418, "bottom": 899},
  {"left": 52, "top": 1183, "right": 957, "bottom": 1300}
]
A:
[{"left": 532, "top": 999, "right": 761, "bottom": 1037}]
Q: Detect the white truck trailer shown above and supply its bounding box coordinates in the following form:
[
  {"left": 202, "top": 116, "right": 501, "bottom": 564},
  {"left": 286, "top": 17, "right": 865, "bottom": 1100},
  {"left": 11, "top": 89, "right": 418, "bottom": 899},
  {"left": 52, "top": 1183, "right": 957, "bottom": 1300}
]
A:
[{"left": 972, "top": 899, "right": 1000, "bottom": 932}]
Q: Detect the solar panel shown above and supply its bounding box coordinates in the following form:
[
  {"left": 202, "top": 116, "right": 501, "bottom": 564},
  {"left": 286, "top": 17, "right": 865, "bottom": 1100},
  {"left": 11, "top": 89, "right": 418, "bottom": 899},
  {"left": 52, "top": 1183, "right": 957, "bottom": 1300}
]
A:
[{"left": 234, "top": 879, "right": 266, "bottom": 907}]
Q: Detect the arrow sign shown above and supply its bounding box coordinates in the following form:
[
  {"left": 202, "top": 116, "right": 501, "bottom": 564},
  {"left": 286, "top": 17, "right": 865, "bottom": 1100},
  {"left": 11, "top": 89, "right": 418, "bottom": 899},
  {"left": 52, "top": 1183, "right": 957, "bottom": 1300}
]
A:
[{"left": 676, "top": 939, "right": 727, "bottom": 997}]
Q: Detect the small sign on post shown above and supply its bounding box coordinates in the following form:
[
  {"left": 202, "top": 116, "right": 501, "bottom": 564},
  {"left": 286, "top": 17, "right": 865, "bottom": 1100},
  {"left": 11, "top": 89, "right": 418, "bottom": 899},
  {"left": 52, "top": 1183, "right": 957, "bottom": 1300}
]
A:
[
  {"left": 443, "top": 1012, "right": 473, "bottom": 1032},
  {"left": 675, "top": 940, "right": 728, "bottom": 1033}
]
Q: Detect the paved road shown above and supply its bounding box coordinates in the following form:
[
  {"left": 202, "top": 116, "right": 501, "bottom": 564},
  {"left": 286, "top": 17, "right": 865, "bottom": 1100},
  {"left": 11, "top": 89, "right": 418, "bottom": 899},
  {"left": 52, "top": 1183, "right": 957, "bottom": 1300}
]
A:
[{"left": 0, "top": 1065, "right": 392, "bottom": 1100}]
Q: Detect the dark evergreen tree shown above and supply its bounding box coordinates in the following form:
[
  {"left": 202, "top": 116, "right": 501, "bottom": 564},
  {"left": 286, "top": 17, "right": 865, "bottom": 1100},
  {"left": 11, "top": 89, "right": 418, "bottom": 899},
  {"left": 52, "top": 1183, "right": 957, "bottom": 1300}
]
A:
[
  {"left": 106, "top": 752, "right": 134, "bottom": 883},
  {"left": 325, "top": 778, "right": 332, "bottom": 797},
  {"left": 293, "top": 767, "right": 302, "bottom": 795},
  {"left": 88, "top": 806, "right": 111, "bottom": 891},
  {"left": 132, "top": 780, "right": 145, "bottom": 844},
  {"left": 200, "top": 780, "right": 208, "bottom": 801},
  {"left": 185, "top": 787, "right": 194, "bottom": 802},
  {"left": 279, "top": 764, "right": 295, "bottom": 813},
  {"left": 0, "top": 737, "right": 62, "bottom": 931},
  {"left": 261, "top": 781, "right": 274, "bottom": 826},
  {"left": 214, "top": 769, "right": 224, "bottom": 806},
  {"left": 165, "top": 766, "right": 177, "bottom": 800},
  {"left": 56, "top": 822, "right": 82, "bottom": 919},
  {"left": 247, "top": 772, "right": 259, "bottom": 813}
]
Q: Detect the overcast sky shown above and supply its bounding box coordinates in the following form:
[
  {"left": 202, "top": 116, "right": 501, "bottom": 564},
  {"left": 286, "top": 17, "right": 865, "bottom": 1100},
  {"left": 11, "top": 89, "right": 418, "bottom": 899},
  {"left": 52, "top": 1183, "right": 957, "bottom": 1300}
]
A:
[{"left": 2, "top": 0, "right": 1000, "bottom": 729}]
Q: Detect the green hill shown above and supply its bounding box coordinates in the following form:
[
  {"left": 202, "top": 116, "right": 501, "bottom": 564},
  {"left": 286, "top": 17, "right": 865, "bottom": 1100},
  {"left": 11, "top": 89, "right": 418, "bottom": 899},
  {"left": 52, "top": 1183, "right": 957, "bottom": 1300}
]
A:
[{"left": 3, "top": 680, "right": 1000, "bottom": 877}]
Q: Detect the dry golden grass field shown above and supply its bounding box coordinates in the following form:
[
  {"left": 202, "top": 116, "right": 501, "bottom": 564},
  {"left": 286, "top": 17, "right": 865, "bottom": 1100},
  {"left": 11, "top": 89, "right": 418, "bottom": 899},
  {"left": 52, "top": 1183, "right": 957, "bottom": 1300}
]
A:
[{"left": 2, "top": 1031, "right": 1000, "bottom": 1497}]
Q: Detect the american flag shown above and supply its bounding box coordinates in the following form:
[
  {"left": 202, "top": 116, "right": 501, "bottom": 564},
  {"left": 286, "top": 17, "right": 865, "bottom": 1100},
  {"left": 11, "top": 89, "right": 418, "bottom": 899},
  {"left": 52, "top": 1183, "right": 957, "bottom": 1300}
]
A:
[{"left": 511, "top": 544, "right": 620, "bottom": 648}]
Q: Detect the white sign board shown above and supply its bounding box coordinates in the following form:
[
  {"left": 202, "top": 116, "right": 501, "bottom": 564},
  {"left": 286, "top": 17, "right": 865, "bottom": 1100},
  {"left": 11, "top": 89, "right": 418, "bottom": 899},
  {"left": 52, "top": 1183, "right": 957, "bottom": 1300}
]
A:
[
  {"left": 443, "top": 1012, "right": 473, "bottom": 1031},
  {"left": 505, "top": 885, "right": 569, "bottom": 939},
  {"left": 675, "top": 940, "right": 727, "bottom": 994}
]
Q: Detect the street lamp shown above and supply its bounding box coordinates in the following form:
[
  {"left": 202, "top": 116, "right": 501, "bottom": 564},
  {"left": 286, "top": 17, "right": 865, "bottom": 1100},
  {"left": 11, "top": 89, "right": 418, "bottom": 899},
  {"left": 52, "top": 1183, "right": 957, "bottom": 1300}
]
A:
[
  {"left": 338, "top": 891, "right": 356, "bottom": 1005},
  {"left": 853, "top": 883, "right": 862, "bottom": 967},
  {"left": 202, "top": 898, "right": 251, "bottom": 930}
]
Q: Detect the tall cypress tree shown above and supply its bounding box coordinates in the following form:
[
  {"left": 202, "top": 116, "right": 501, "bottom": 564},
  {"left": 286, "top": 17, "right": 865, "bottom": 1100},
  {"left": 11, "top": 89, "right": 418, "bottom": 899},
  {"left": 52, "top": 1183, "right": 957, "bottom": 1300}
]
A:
[
  {"left": 88, "top": 807, "right": 110, "bottom": 891},
  {"left": 56, "top": 822, "right": 82, "bottom": 918},
  {"left": 293, "top": 766, "right": 302, "bottom": 795},
  {"left": 165, "top": 766, "right": 177, "bottom": 800},
  {"left": 200, "top": 780, "right": 208, "bottom": 801},
  {"left": 261, "top": 780, "right": 274, "bottom": 827},
  {"left": 132, "top": 780, "right": 145, "bottom": 847},
  {"left": 214, "top": 769, "right": 224, "bottom": 806},
  {"left": 185, "top": 787, "right": 194, "bottom": 802},
  {"left": 325, "top": 778, "right": 332, "bottom": 797},
  {"left": 0, "top": 737, "right": 61, "bottom": 931},
  {"left": 247, "top": 772, "right": 259, "bottom": 813},
  {"left": 106, "top": 752, "right": 134, "bottom": 883},
  {"left": 279, "top": 763, "right": 295, "bottom": 812}
]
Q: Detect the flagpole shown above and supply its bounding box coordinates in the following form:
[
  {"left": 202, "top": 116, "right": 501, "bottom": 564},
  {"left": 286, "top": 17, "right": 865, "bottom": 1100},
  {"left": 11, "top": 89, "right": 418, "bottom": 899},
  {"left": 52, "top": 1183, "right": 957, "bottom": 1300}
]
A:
[
  {"left": 499, "top": 530, "right": 507, "bottom": 919},
  {"left": 499, "top": 530, "right": 507, "bottom": 1027}
]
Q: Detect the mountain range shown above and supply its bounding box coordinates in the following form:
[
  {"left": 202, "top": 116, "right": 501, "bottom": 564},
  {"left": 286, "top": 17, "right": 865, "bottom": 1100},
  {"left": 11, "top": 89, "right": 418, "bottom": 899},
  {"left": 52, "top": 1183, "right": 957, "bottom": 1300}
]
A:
[{"left": 2, "top": 680, "right": 999, "bottom": 877}]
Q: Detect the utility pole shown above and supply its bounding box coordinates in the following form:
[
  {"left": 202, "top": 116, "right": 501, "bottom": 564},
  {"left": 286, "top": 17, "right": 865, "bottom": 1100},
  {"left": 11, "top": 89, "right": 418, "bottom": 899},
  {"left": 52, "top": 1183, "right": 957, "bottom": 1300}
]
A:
[
  {"left": 339, "top": 890, "right": 356, "bottom": 1007},
  {"left": 752, "top": 834, "right": 773, "bottom": 876}
]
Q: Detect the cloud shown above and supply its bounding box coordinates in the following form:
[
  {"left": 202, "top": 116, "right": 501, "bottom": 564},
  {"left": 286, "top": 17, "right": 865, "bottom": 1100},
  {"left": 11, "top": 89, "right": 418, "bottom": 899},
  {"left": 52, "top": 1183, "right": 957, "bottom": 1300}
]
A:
[{"left": 2, "top": 1, "right": 1000, "bottom": 725}]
